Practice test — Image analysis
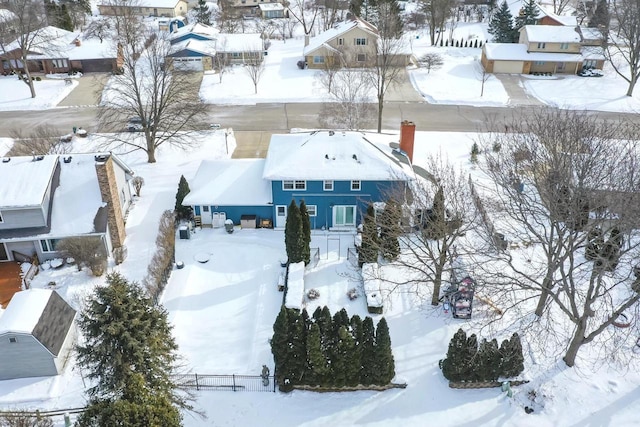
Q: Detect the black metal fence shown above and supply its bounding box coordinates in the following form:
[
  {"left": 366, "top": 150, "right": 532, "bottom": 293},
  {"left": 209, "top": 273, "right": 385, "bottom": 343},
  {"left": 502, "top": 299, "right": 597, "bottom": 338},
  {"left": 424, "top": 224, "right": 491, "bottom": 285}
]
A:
[{"left": 172, "top": 374, "right": 277, "bottom": 392}]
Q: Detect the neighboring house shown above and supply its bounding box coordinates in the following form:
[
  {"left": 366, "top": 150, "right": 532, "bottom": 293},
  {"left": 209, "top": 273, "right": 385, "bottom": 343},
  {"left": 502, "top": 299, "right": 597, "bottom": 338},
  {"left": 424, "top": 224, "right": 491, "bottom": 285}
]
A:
[
  {"left": 0, "top": 289, "right": 76, "bottom": 380},
  {"left": 259, "top": 3, "right": 285, "bottom": 19},
  {"left": 0, "top": 153, "right": 134, "bottom": 264},
  {"left": 536, "top": 7, "right": 578, "bottom": 27},
  {"left": 158, "top": 16, "right": 186, "bottom": 32},
  {"left": 0, "top": 26, "right": 122, "bottom": 74},
  {"left": 481, "top": 25, "right": 605, "bottom": 74},
  {"left": 184, "top": 131, "right": 412, "bottom": 230},
  {"left": 167, "top": 24, "right": 264, "bottom": 66},
  {"left": 303, "top": 17, "right": 379, "bottom": 69},
  {"left": 226, "top": 0, "right": 279, "bottom": 9},
  {"left": 98, "top": 0, "right": 188, "bottom": 17}
]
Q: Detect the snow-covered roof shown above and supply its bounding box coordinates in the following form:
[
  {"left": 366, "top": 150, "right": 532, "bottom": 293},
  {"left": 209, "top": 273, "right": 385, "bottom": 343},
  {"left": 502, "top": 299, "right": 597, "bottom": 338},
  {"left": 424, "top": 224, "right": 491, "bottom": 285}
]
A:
[
  {"left": 304, "top": 17, "right": 378, "bottom": 56},
  {"left": 0, "top": 155, "right": 58, "bottom": 208},
  {"left": 579, "top": 26, "right": 604, "bottom": 41},
  {"left": 483, "top": 43, "right": 584, "bottom": 62},
  {"left": 536, "top": 6, "right": 578, "bottom": 26},
  {"left": 98, "top": 0, "right": 184, "bottom": 8},
  {"left": 215, "top": 33, "right": 263, "bottom": 52},
  {"left": 259, "top": 3, "right": 284, "bottom": 11},
  {"left": 4, "top": 26, "right": 115, "bottom": 60},
  {"left": 182, "top": 159, "right": 272, "bottom": 206},
  {"left": 523, "top": 25, "right": 581, "bottom": 43},
  {"left": 0, "top": 289, "right": 52, "bottom": 334},
  {"left": 284, "top": 262, "right": 305, "bottom": 310},
  {"left": 169, "top": 22, "right": 218, "bottom": 41},
  {"left": 169, "top": 39, "right": 217, "bottom": 57},
  {"left": 263, "top": 131, "right": 412, "bottom": 182}
]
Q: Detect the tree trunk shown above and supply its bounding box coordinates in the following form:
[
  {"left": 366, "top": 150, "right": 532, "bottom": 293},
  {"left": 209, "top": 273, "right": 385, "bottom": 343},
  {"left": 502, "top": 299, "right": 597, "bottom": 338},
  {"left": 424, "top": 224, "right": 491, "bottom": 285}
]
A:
[
  {"left": 377, "top": 97, "right": 383, "bottom": 133},
  {"left": 432, "top": 267, "right": 443, "bottom": 306},
  {"left": 534, "top": 274, "right": 553, "bottom": 317},
  {"left": 255, "top": 83, "right": 258, "bottom": 94},
  {"left": 626, "top": 74, "right": 637, "bottom": 96},
  {"left": 563, "top": 317, "right": 587, "bottom": 367},
  {"left": 22, "top": 68, "right": 36, "bottom": 98},
  {"left": 146, "top": 137, "right": 157, "bottom": 163}
]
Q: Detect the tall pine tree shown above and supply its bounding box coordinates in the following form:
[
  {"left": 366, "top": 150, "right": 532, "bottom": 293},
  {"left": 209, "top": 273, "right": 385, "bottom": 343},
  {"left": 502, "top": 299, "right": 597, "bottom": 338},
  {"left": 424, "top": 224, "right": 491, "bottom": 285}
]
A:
[
  {"left": 306, "top": 323, "right": 330, "bottom": 384},
  {"left": 359, "top": 203, "right": 379, "bottom": 267},
  {"left": 175, "top": 175, "right": 192, "bottom": 220},
  {"left": 488, "top": 0, "right": 517, "bottom": 43},
  {"left": 379, "top": 199, "right": 401, "bottom": 261},
  {"left": 272, "top": 306, "right": 290, "bottom": 380},
  {"left": 500, "top": 333, "right": 525, "bottom": 378},
  {"left": 299, "top": 200, "right": 312, "bottom": 265},
  {"left": 193, "top": 0, "right": 212, "bottom": 25},
  {"left": 589, "top": 0, "right": 610, "bottom": 31},
  {"left": 441, "top": 328, "right": 468, "bottom": 381},
  {"left": 426, "top": 186, "right": 446, "bottom": 239},
  {"left": 360, "top": 316, "right": 377, "bottom": 385},
  {"left": 285, "top": 200, "right": 304, "bottom": 264},
  {"left": 373, "top": 317, "right": 395, "bottom": 385},
  {"left": 514, "top": 0, "right": 539, "bottom": 31},
  {"left": 75, "top": 272, "right": 187, "bottom": 426}
]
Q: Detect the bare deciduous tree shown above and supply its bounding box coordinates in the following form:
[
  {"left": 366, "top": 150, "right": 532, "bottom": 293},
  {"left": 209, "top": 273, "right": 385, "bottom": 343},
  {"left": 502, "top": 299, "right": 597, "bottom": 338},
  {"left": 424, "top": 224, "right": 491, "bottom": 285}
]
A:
[
  {"left": 420, "top": 0, "right": 454, "bottom": 45},
  {"left": 476, "top": 108, "right": 640, "bottom": 367},
  {"left": 95, "top": 0, "right": 206, "bottom": 163},
  {"left": 0, "top": 412, "right": 53, "bottom": 427},
  {"left": 132, "top": 175, "right": 144, "bottom": 196},
  {"left": 57, "top": 236, "right": 108, "bottom": 276},
  {"left": 8, "top": 125, "right": 72, "bottom": 156},
  {"left": 418, "top": 52, "right": 443, "bottom": 73},
  {"left": 83, "top": 17, "right": 111, "bottom": 43},
  {"left": 606, "top": 0, "right": 640, "bottom": 96},
  {"left": 0, "top": 0, "right": 53, "bottom": 98},
  {"left": 474, "top": 60, "right": 491, "bottom": 97},
  {"left": 288, "top": 0, "right": 318, "bottom": 35},
  {"left": 244, "top": 56, "right": 266, "bottom": 94},
  {"left": 318, "top": 67, "right": 374, "bottom": 130}
]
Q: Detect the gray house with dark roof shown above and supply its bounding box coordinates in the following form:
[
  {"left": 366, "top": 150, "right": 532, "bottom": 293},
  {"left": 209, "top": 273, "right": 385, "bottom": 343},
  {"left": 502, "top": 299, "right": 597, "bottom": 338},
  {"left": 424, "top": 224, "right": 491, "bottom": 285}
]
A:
[{"left": 0, "top": 289, "right": 76, "bottom": 380}]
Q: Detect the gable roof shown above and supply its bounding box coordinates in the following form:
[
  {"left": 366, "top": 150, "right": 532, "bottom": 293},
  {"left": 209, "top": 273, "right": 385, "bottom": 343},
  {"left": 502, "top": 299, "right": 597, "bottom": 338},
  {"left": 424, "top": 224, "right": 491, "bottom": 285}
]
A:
[
  {"left": 183, "top": 159, "right": 272, "bottom": 206},
  {"left": 169, "top": 22, "right": 218, "bottom": 42},
  {"left": 0, "top": 289, "right": 75, "bottom": 356},
  {"left": 215, "top": 33, "right": 263, "bottom": 52},
  {"left": 483, "top": 42, "right": 585, "bottom": 61},
  {"left": 303, "top": 17, "right": 378, "bottom": 56},
  {"left": 169, "top": 39, "right": 217, "bottom": 57},
  {"left": 263, "top": 131, "right": 411, "bottom": 181},
  {"left": 522, "top": 25, "right": 581, "bottom": 43},
  {"left": 536, "top": 6, "right": 578, "bottom": 26}
]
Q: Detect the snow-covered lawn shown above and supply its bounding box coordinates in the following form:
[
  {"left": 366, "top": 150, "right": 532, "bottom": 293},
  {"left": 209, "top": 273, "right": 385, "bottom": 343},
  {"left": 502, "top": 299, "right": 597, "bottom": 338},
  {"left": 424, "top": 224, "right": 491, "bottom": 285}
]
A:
[{"left": 0, "top": 75, "right": 77, "bottom": 111}]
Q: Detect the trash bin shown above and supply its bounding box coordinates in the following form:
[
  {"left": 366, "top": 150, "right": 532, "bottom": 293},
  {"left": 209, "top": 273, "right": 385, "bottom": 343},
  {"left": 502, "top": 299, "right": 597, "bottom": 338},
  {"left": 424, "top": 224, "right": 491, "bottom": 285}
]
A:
[
  {"left": 179, "top": 225, "right": 190, "bottom": 239},
  {"left": 225, "top": 219, "right": 234, "bottom": 234}
]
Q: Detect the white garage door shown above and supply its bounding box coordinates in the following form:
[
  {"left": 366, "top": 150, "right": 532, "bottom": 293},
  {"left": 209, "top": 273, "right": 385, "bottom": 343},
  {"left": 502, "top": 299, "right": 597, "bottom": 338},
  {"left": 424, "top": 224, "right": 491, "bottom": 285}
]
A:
[
  {"left": 173, "top": 57, "right": 203, "bottom": 71},
  {"left": 492, "top": 60, "right": 524, "bottom": 73}
]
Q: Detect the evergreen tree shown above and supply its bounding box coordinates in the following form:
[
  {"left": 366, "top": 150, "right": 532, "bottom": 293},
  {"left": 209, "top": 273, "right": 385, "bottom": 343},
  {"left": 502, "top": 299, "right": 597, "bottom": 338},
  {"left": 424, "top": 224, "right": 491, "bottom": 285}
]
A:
[
  {"left": 426, "top": 186, "right": 446, "bottom": 239},
  {"left": 379, "top": 199, "right": 401, "bottom": 261},
  {"left": 306, "top": 323, "right": 330, "bottom": 384},
  {"left": 477, "top": 339, "right": 501, "bottom": 381},
  {"left": 58, "top": 4, "right": 73, "bottom": 31},
  {"left": 488, "top": 0, "right": 517, "bottom": 43},
  {"left": 461, "top": 333, "right": 479, "bottom": 381},
  {"left": 601, "top": 228, "right": 623, "bottom": 272},
  {"left": 585, "top": 227, "right": 603, "bottom": 261},
  {"left": 299, "top": 200, "right": 312, "bottom": 265},
  {"left": 589, "top": 0, "right": 610, "bottom": 31},
  {"left": 287, "top": 309, "right": 307, "bottom": 384},
  {"left": 359, "top": 203, "right": 379, "bottom": 267},
  {"left": 285, "top": 200, "right": 304, "bottom": 264},
  {"left": 336, "top": 326, "right": 361, "bottom": 386},
  {"left": 350, "top": 314, "right": 364, "bottom": 347},
  {"left": 373, "top": 317, "right": 395, "bottom": 385},
  {"left": 515, "top": 0, "right": 539, "bottom": 31},
  {"left": 174, "top": 175, "right": 192, "bottom": 220},
  {"left": 360, "top": 316, "right": 377, "bottom": 385},
  {"left": 317, "top": 305, "right": 333, "bottom": 345},
  {"left": 500, "top": 333, "right": 525, "bottom": 378},
  {"left": 373, "top": 0, "right": 404, "bottom": 39},
  {"left": 75, "top": 272, "right": 187, "bottom": 426},
  {"left": 441, "top": 328, "right": 468, "bottom": 381},
  {"left": 193, "top": 0, "right": 212, "bottom": 25},
  {"left": 271, "top": 306, "right": 290, "bottom": 379}
]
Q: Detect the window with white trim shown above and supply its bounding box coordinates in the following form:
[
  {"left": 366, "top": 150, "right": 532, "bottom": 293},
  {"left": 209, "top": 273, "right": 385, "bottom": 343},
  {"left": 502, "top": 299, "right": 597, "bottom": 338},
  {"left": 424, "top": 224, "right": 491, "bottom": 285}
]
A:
[
  {"left": 283, "top": 180, "right": 306, "bottom": 190},
  {"left": 351, "top": 180, "right": 361, "bottom": 191},
  {"left": 560, "top": 43, "right": 569, "bottom": 50},
  {"left": 534, "top": 61, "right": 545, "bottom": 65},
  {"left": 334, "top": 205, "right": 356, "bottom": 226},
  {"left": 8, "top": 337, "right": 17, "bottom": 343},
  {"left": 40, "top": 239, "right": 58, "bottom": 253},
  {"left": 537, "top": 42, "right": 546, "bottom": 49},
  {"left": 52, "top": 59, "right": 68, "bottom": 68},
  {"left": 323, "top": 180, "right": 333, "bottom": 191},
  {"left": 307, "top": 205, "right": 317, "bottom": 217},
  {"left": 203, "top": 205, "right": 209, "bottom": 212},
  {"left": 355, "top": 38, "right": 367, "bottom": 45},
  {"left": 313, "top": 55, "right": 325, "bottom": 64},
  {"left": 338, "top": 38, "right": 344, "bottom": 45}
]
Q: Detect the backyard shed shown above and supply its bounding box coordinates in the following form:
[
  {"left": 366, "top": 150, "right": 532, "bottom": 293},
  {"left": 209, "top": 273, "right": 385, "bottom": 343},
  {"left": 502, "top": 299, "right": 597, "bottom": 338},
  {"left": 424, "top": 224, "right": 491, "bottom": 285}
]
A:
[{"left": 0, "top": 289, "right": 76, "bottom": 380}]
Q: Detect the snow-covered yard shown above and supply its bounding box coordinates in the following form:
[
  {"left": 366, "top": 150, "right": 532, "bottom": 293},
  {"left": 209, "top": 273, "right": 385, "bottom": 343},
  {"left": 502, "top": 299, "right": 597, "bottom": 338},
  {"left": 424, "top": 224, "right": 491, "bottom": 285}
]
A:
[{"left": 0, "top": 75, "right": 77, "bottom": 111}]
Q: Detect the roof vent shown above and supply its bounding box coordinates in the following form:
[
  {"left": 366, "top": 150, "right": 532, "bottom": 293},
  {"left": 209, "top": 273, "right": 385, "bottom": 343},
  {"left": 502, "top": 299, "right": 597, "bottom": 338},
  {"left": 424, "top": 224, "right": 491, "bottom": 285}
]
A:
[
  {"left": 329, "top": 130, "right": 335, "bottom": 136},
  {"left": 325, "top": 154, "right": 329, "bottom": 159},
  {"left": 94, "top": 154, "right": 109, "bottom": 162},
  {"left": 63, "top": 156, "right": 72, "bottom": 163},
  {"left": 352, "top": 154, "right": 358, "bottom": 161},
  {"left": 1, "top": 157, "right": 9, "bottom": 163}
]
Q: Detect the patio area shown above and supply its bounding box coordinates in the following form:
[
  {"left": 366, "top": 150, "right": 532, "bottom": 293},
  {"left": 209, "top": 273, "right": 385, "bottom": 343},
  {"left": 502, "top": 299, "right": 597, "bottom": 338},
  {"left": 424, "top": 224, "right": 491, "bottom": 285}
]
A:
[{"left": 0, "top": 262, "right": 22, "bottom": 308}]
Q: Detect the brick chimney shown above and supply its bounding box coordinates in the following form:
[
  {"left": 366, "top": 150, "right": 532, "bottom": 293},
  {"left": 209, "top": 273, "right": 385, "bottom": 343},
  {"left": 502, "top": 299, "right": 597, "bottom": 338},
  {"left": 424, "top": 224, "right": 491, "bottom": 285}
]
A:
[
  {"left": 399, "top": 120, "right": 416, "bottom": 163},
  {"left": 74, "top": 38, "right": 81, "bottom": 47},
  {"left": 95, "top": 155, "right": 126, "bottom": 251}
]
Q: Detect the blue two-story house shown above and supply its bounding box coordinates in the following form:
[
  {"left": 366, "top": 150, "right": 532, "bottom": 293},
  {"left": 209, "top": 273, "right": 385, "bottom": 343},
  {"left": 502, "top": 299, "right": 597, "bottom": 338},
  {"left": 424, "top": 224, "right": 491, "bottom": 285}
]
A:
[{"left": 183, "top": 131, "right": 412, "bottom": 230}]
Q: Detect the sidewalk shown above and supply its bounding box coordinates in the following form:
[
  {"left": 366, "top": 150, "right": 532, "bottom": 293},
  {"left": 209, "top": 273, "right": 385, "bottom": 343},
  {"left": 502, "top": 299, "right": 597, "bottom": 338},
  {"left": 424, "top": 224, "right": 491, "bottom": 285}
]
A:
[
  {"left": 57, "top": 73, "right": 111, "bottom": 107},
  {"left": 386, "top": 68, "right": 425, "bottom": 102}
]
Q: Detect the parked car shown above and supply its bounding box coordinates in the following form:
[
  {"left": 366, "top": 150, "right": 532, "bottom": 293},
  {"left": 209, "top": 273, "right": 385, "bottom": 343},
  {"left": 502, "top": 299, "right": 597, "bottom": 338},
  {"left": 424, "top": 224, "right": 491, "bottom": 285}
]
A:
[
  {"left": 127, "top": 117, "right": 154, "bottom": 132},
  {"left": 210, "top": 123, "right": 221, "bottom": 130},
  {"left": 578, "top": 68, "right": 604, "bottom": 77}
]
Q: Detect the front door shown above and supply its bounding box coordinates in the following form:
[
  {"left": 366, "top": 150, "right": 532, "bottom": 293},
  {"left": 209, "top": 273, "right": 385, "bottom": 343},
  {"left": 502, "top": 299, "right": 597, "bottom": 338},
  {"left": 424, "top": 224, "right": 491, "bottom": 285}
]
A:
[
  {"left": 201, "top": 205, "right": 213, "bottom": 225},
  {"left": 0, "top": 243, "right": 8, "bottom": 261},
  {"left": 275, "top": 205, "right": 287, "bottom": 228}
]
